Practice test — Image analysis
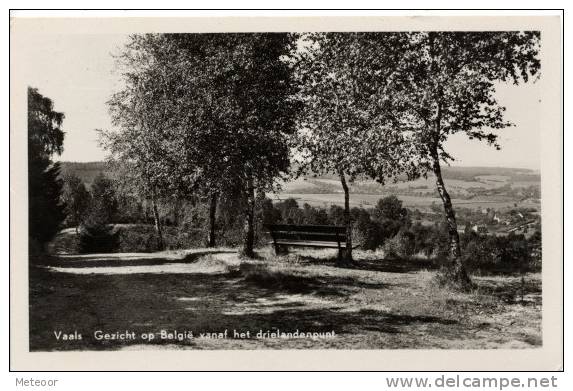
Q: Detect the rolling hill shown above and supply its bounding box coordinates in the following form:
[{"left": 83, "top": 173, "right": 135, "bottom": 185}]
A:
[{"left": 58, "top": 161, "right": 540, "bottom": 211}]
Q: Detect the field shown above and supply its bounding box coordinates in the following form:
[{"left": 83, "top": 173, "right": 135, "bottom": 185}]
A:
[
  {"left": 271, "top": 166, "right": 540, "bottom": 212},
  {"left": 29, "top": 248, "right": 541, "bottom": 351},
  {"left": 271, "top": 192, "right": 525, "bottom": 210}
]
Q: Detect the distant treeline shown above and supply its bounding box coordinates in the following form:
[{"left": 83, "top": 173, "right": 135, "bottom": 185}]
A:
[
  {"left": 58, "top": 161, "right": 111, "bottom": 186},
  {"left": 58, "top": 161, "right": 540, "bottom": 188}
]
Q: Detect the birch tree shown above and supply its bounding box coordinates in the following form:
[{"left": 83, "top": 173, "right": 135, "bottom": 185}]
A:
[
  {"left": 373, "top": 31, "right": 540, "bottom": 288},
  {"left": 101, "top": 35, "right": 183, "bottom": 250},
  {"left": 295, "top": 33, "right": 420, "bottom": 263}
]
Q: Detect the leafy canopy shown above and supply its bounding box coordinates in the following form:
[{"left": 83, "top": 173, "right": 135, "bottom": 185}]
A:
[
  {"left": 103, "top": 33, "right": 299, "bottom": 199},
  {"left": 369, "top": 31, "right": 541, "bottom": 168},
  {"left": 294, "top": 32, "right": 420, "bottom": 183}
]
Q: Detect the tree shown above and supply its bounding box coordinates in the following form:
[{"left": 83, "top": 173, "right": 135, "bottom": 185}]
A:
[
  {"left": 87, "top": 173, "right": 118, "bottom": 225},
  {"left": 104, "top": 33, "right": 298, "bottom": 255},
  {"left": 102, "top": 34, "right": 190, "bottom": 251},
  {"left": 294, "top": 33, "right": 419, "bottom": 263},
  {"left": 218, "top": 33, "right": 299, "bottom": 257},
  {"left": 28, "top": 87, "right": 66, "bottom": 252},
  {"left": 369, "top": 32, "right": 540, "bottom": 288},
  {"left": 61, "top": 173, "right": 91, "bottom": 232},
  {"left": 77, "top": 173, "right": 120, "bottom": 254},
  {"left": 373, "top": 195, "right": 409, "bottom": 223}
]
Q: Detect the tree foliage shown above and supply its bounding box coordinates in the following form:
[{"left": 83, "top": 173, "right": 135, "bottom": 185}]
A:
[
  {"left": 294, "top": 33, "right": 420, "bottom": 182},
  {"left": 61, "top": 173, "right": 91, "bottom": 230},
  {"left": 28, "top": 87, "right": 66, "bottom": 249},
  {"left": 78, "top": 173, "right": 120, "bottom": 254},
  {"left": 373, "top": 195, "right": 409, "bottom": 223},
  {"left": 370, "top": 32, "right": 540, "bottom": 166},
  {"left": 86, "top": 173, "right": 118, "bottom": 225}
]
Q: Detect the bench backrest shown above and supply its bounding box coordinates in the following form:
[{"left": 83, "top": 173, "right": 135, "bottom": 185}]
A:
[{"left": 268, "top": 224, "right": 346, "bottom": 243}]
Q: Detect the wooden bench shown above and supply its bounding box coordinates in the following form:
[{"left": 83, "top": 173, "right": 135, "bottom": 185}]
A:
[{"left": 267, "top": 224, "right": 350, "bottom": 255}]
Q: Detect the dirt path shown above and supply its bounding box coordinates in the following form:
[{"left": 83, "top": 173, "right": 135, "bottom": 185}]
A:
[
  {"left": 43, "top": 248, "right": 238, "bottom": 275},
  {"left": 29, "top": 248, "right": 541, "bottom": 351}
]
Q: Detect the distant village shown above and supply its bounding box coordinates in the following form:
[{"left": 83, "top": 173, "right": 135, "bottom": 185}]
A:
[
  {"left": 412, "top": 203, "right": 541, "bottom": 238},
  {"left": 462, "top": 206, "right": 539, "bottom": 235}
]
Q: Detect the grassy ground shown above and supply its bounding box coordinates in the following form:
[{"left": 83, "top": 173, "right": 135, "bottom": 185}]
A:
[{"left": 29, "top": 248, "right": 541, "bottom": 351}]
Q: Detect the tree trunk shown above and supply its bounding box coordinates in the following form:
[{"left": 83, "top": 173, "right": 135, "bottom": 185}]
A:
[
  {"left": 151, "top": 197, "right": 164, "bottom": 251},
  {"left": 172, "top": 199, "right": 181, "bottom": 227},
  {"left": 338, "top": 169, "right": 353, "bottom": 263},
  {"left": 242, "top": 178, "right": 256, "bottom": 258},
  {"left": 206, "top": 192, "right": 218, "bottom": 247},
  {"left": 431, "top": 153, "right": 471, "bottom": 288}
]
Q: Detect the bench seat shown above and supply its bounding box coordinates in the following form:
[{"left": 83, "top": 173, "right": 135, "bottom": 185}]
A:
[
  {"left": 267, "top": 224, "right": 353, "bottom": 254},
  {"left": 268, "top": 240, "right": 348, "bottom": 248}
]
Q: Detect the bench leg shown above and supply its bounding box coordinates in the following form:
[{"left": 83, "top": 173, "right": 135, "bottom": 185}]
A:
[
  {"left": 338, "top": 248, "right": 352, "bottom": 264},
  {"left": 274, "top": 244, "right": 289, "bottom": 256}
]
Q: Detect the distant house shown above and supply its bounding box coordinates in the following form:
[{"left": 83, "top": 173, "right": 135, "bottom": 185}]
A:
[{"left": 472, "top": 224, "right": 488, "bottom": 234}]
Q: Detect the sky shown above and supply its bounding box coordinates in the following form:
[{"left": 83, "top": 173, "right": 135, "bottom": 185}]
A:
[{"left": 20, "top": 33, "right": 541, "bottom": 170}]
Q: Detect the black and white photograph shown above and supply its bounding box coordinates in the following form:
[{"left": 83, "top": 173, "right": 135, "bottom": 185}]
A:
[{"left": 9, "top": 14, "right": 563, "bottom": 371}]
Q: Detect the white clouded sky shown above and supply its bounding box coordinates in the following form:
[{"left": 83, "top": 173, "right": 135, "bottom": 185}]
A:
[{"left": 21, "top": 33, "right": 540, "bottom": 170}]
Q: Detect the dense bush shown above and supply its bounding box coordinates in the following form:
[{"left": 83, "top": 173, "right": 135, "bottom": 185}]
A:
[
  {"left": 78, "top": 223, "right": 120, "bottom": 254},
  {"left": 409, "top": 222, "right": 449, "bottom": 258},
  {"left": 460, "top": 231, "right": 539, "bottom": 274},
  {"left": 61, "top": 173, "right": 91, "bottom": 229},
  {"left": 116, "top": 225, "right": 204, "bottom": 252},
  {"left": 373, "top": 195, "right": 409, "bottom": 224},
  {"left": 89, "top": 173, "right": 119, "bottom": 224},
  {"left": 383, "top": 231, "right": 415, "bottom": 259},
  {"left": 117, "top": 225, "right": 162, "bottom": 253},
  {"left": 353, "top": 216, "right": 382, "bottom": 250}
]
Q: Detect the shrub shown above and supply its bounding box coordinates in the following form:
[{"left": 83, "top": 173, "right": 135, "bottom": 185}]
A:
[
  {"left": 78, "top": 223, "right": 120, "bottom": 254},
  {"left": 116, "top": 225, "right": 206, "bottom": 252},
  {"left": 373, "top": 195, "right": 409, "bottom": 224},
  {"left": 165, "top": 227, "right": 205, "bottom": 250},
  {"left": 88, "top": 173, "right": 118, "bottom": 224},
  {"left": 353, "top": 218, "right": 382, "bottom": 250},
  {"left": 215, "top": 227, "right": 245, "bottom": 248},
  {"left": 117, "top": 225, "right": 160, "bottom": 253},
  {"left": 409, "top": 223, "right": 443, "bottom": 257},
  {"left": 460, "top": 232, "right": 535, "bottom": 274},
  {"left": 383, "top": 230, "right": 417, "bottom": 258}
]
